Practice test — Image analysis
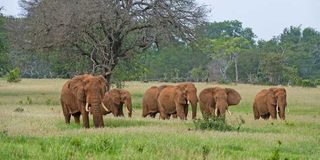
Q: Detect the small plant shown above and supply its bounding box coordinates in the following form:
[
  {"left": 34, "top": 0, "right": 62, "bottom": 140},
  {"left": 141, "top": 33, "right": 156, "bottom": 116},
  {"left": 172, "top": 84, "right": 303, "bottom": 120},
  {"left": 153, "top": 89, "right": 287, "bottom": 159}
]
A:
[
  {"left": 6, "top": 68, "right": 21, "bottom": 83},
  {"left": 193, "top": 117, "right": 232, "bottom": 131},
  {"left": 26, "top": 96, "right": 32, "bottom": 105},
  {"left": 46, "top": 99, "right": 52, "bottom": 105},
  {"left": 301, "top": 79, "right": 317, "bottom": 88},
  {"left": 14, "top": 107, "right": 24, "bottom": 112},
  {"left": 202, "top": 145, "right": 210, "bottom": 160},
  {"left": 269, "top": 140, "right": 282, "bottom": 160}
]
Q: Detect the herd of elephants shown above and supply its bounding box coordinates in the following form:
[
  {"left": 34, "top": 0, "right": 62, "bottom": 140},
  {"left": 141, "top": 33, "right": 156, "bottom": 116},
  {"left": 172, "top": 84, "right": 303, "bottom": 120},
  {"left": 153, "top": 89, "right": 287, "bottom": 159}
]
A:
[{"left": 60, "top": 74, "right": 287, "bottom": 128}]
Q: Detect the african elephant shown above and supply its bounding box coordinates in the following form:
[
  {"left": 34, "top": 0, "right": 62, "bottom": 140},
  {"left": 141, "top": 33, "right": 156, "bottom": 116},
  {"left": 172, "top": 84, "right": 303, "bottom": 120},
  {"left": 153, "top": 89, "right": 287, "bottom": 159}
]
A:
[
  {"left": 102, "top": 88, "right": 132, "bottom": 117},
  {"left": 199, "top": 87, "right": 241, "bottom": 118},
  {"left": 253, "top": 87, "right": 287, "bottom": 120},
  {"left": 60, "top": 74, "right": 109, "bottom": 128},
  {"left": 142, "top": 86, "right": 160, "bottom": 118},
  {"left": 176, "top": 83, "right": 198, "bottom": 119},
  {"left": 158, "top": 85, "right": 188, "bottom": 120}
]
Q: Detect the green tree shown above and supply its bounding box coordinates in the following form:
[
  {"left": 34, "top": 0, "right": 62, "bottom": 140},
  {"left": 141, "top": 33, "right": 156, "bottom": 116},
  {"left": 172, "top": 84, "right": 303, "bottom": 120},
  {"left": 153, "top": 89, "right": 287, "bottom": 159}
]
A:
[
  {"left": 212, "top": 37, "right": 251, "bottom": 84},
  {"left": 0, "top": 8, "right": 10, "bottom": 76}
]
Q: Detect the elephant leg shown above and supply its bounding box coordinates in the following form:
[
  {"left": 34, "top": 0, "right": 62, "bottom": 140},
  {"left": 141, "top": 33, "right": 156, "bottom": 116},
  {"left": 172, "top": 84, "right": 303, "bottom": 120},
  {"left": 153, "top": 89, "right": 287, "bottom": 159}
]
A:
[
  {"left": 158, "top": 103, "right": 167, "bottom": 120},
  {"left": 118, "top": 107, "right": 125, "bottom": 117},
  {"left": 176, "top": 104, "right": 186, "bottom": 120},
  {"left": 62, "top": 103, "right": 71, "bottom": 124},
  {"left": 184, "top": 105, "right": 188, "bottom": 119},
  {"left": 268, "top": 105, "right": 277, "bottom": 119},
  {"left": 142, "top": 105, "right": 149, "bottom": 118},
  {"left": 253, "top": 103, "right": 260, "bottom": 120},
  {"left": 81, "top": 106, "right": 89, "bottom": 128},
  {"left": 64, "top": 114, "right": 71, "bottom": 124},
  {"left": 73, "top": 112, "right": 81, "bottom": 124}
]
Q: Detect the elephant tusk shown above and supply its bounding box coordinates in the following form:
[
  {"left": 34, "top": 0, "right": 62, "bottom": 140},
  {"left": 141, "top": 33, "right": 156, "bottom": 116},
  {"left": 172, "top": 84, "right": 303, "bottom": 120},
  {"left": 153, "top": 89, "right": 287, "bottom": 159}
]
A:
[
  {"left": 85, "top": 102, "right": 90, "bottom": 112},
  {"left": 276, "top": 106, "right": 279, "bottom": 113},
  {"left": 227, "top": 109, "right": 232, "bottom": 116},
  {"left": 214, "top": 108, "right": 218, "bottom": 116},
  {"left": 101, "top": 102, "right": 110, "bottom": 112}
]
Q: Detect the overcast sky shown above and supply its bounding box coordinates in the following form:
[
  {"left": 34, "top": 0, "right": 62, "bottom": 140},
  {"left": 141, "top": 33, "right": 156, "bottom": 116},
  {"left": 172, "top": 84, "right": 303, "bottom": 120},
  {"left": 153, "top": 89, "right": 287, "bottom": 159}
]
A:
[{"left": 1, "top": 0, "right": 320, "bottom": 40}]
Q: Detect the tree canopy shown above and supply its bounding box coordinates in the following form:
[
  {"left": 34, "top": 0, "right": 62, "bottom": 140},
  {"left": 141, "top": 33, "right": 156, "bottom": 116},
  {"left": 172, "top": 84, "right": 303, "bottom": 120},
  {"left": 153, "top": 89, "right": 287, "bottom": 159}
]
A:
[{"left": 8, "top": 0, "right": 206, "bottom": 82}]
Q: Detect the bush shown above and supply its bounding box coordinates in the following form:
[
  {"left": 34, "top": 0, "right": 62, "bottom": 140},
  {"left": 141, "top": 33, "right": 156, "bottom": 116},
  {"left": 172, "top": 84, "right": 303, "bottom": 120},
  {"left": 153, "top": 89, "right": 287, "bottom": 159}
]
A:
[
  {"left": 193, "top": 117, "right": 232, "bottom": 131},
  {"left": 301, "top": 79, "right": 317, "bottom": 88},
  {"left": 6, "top": 68, "right": 21, "bottom": 83},
  {"left": 315, "top": 79, "right": 320, "bottom": 85}
]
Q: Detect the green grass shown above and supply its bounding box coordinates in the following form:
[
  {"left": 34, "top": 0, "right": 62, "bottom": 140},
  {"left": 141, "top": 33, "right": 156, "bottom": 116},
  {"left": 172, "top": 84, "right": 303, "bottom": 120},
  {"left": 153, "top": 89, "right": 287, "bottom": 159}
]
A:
[{"left": 0, "top": 79, "right": 319, "bottom": 159}]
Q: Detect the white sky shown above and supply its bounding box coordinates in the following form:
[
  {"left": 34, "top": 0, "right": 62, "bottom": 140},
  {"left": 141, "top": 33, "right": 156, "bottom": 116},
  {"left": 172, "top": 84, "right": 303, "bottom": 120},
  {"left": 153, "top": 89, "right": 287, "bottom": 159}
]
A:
[{"left": 1, "top": 0, "right": 320, "bottom": 40}]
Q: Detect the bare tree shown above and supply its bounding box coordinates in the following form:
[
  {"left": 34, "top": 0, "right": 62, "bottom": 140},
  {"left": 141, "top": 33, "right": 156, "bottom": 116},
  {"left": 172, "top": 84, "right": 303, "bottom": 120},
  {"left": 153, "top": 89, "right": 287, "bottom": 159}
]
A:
[{"left": 8, "top": 0, "right": 206, "bottom": 82}]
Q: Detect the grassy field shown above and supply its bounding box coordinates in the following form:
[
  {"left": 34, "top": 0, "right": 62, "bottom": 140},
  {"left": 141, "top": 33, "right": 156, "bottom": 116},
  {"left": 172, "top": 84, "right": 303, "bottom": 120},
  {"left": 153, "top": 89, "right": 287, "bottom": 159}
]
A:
[{"left": 0, "top": 79, "right": 319, "bottom": 159}]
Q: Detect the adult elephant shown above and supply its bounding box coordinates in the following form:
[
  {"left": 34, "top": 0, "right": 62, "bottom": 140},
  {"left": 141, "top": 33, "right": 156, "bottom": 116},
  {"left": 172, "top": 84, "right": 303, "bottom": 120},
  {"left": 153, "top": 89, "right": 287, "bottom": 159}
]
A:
[
  {"left": 253, "top": 87, "right": 287, "bottom": 120},
  {"left": 102, "top": 88, "right": 132, "bottom": 117},
  {"left": 158, "top": 85, "right": 188, "bottom": 120},
  {"left": 60, "top": 74, "right": 109, "bottom": 128},
  {"left": 142, "top": 86, "right": 160, "bottom": 118},
  {"left": 176, "top": 83, "right": 198, "bottom": 119},
  {"left": 199, "top": 87, "right": 241, "bottom": 118}
]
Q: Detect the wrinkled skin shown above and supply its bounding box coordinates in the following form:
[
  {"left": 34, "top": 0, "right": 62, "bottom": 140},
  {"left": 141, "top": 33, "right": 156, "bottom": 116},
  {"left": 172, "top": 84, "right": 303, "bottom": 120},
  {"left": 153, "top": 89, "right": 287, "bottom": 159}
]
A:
[
  {"left": 199, "top": 87, "right": 241, "bottom": 118},
  {"left": 142, "top": 86, "right": 160, "bottom": 118},
  {"left": 253, "top": 87, "right": 287, "bottom": 120},
  {"left": 158, "top": 85, "right": 188, "bottom": 120},
  {"left": 60, "top": 74, "right": 108, "bottom": 128},
  {"left": 102, "top": 88, "right": 132, "bottom": 117},
  {"left": 176, "top": 83, "right": 198, "bottom": 119}
]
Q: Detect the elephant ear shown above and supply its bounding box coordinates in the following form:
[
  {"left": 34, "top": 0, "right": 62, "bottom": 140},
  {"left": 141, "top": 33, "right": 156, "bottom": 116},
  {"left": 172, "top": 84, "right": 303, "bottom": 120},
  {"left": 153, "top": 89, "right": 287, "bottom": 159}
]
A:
[
  {"left": 178, "top": 88, "right": 188, "bottom": 104},
  {"left": 68, "top": 78, "right": 85, "bottom": 102},
  {"left": 97, "top": 75, "right": 109, "bottom": 91},
  {"left": 225, "top": 88, "right": 241, "bottom": 106},
  {"left": 267, "top": 89, "right": 277, "bottom": 106},
  {"left": 109, "top": 89, "right": 121, "bottom": 105}
]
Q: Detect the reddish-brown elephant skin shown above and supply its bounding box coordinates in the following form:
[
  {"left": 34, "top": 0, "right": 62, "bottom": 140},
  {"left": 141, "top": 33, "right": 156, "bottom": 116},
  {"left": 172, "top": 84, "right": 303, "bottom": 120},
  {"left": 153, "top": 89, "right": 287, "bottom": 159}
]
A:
[
  {"left": 253, "top": 87, "right": 287, "bottom": 120},
  {"left": 142, "top": 86, "right": 160, "bottom": 118},
  {"left": 157, "top": 85, "right": 188, "bottom": 120},
  {"left": 176, "top": 83, "right": 198, "bottom": 119},
  {"left": 60, "top": 74, "right": 108, "bottom": 128},
  {"left": 199, "top": 87, "right": 241, "bottom": 118},
  {"left": 102, "top": 88, "right": 133, "bottom": 117}
]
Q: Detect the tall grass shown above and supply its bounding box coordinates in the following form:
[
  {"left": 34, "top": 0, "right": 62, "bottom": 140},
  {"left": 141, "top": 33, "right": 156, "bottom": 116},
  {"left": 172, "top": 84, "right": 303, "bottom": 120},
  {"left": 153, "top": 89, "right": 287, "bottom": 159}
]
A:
[{"left": 0, "top": 79, "right": 319, "bottom": 159}]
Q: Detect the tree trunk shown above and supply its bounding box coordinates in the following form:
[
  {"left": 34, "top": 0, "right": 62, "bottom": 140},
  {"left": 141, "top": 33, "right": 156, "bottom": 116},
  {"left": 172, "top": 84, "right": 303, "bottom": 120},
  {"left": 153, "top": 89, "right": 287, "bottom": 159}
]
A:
[{"left": 234, "top": 56, "right": 239, "bottom": 85}]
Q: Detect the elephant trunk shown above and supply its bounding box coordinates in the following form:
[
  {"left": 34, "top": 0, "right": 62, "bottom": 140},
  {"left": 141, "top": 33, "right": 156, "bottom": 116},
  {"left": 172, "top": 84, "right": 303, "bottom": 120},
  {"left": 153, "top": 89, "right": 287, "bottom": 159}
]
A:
[
  {"left": 125, "top": 97, "right": 133, "bottom": 117},
  {"left": 89, "top": 99, "right": 104, "bottom": 127},
  {"left": 277, "top": 97, "right": 287, "bottom": 120},
  {"left": 278, "top": 105, "right": 286, "bottom": 120},
  {"left": 188, "top": 95, "right": 198, "bottom": 119}
]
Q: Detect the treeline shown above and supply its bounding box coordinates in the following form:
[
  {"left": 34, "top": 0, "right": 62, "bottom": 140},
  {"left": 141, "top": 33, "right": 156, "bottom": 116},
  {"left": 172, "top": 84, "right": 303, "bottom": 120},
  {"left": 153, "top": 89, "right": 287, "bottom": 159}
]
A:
[
  {"left": 1, "top": 11, "right": 319, "bottom": 86},
  {"left": 112, "top": 21, "right": 320, "bottom": 86}
]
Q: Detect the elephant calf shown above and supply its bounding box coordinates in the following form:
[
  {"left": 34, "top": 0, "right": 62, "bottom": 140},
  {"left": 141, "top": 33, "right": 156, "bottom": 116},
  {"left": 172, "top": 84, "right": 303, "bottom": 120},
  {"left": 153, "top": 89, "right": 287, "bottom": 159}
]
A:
[
  {"left": 199, "top": 87, "right": 241, "bottom": 118},
  {"left": 253, "top": 87, "right": 287, "bottom": 120},
  {"left": 102, "top": 88, "right": 133, "bottom": 117}
]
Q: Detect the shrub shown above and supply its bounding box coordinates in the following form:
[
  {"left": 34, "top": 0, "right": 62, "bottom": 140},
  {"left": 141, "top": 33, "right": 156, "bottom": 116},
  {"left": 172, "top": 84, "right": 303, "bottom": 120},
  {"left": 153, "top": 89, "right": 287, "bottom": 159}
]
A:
[
  {"left": 315, "top": 79, "right": 320, "bottom": 85},
  {"left": 193, "top": 117, "right": 232, "bottom": 131},
  {"left": 217, "top": 78, "right": 230, "bottom": 84},
  {"left": 301, "top": 79, "right": 317, "bottom": 88},
  {"left": 6, "top": 68, "right": 21, "bottom": 83}
]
